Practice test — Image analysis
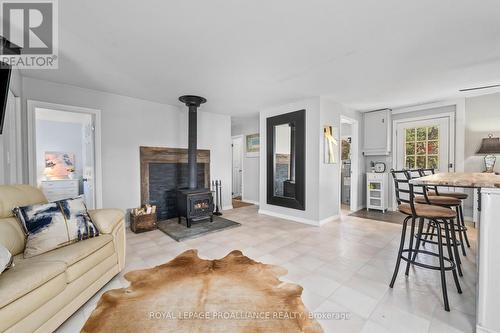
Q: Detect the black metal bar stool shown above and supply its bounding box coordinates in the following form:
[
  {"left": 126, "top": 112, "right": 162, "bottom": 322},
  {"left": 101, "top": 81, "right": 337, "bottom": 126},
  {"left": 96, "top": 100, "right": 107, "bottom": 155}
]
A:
[
  {"left": 420, "top": 168, "right": 471, "bottom": 256},
  {"left": 389, "top": 170, "right": 462, "bottom": 311},
  {"left": 403, "top": 170, "right": 464, "bottom": 277}
]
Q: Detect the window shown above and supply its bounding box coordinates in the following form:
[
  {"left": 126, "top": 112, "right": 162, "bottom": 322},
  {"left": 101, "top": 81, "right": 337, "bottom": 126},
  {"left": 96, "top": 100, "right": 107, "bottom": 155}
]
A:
[{"left": 404, "top": 126, "right": 439, "bottom": 169}]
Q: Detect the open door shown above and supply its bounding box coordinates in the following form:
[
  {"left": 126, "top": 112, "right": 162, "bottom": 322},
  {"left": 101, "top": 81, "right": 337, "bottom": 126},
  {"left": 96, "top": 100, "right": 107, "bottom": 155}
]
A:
[
  {"left": 232, "top": 136, "right": 243, "bottom": 198},
  {"left": 82, "top": 120, "right": 96, "bottom": 209}
]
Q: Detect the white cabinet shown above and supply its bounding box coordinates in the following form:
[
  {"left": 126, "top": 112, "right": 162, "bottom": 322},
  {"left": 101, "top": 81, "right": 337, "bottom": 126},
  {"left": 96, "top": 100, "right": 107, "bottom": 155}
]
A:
[
  {"left": 40, "top": 179, "right": 79, "bottom": 202},
  {"left": 363, "top": 109, "right": 392, "bottom": 156},
  {"left": 367, "top": 172, "right": 389, "bottom": 212}
]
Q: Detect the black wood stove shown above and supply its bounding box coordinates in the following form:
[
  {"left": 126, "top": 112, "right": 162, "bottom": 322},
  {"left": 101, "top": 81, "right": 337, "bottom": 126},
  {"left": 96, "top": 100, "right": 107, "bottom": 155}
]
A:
[{"left": 177, "top": 95, "right": 214, "bottom": 227}]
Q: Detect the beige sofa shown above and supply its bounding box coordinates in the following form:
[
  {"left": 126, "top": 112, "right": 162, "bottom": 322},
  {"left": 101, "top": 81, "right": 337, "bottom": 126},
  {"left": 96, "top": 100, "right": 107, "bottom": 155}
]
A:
[{"left": 0, "top": 185, "right": 126, "bottom": 333}]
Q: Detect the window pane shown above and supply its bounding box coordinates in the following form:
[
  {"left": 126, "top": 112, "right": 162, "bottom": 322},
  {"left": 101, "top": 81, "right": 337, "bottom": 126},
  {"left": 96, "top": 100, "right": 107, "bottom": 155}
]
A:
[
  {"left": 417, "top": 127, "right": 427, "bottom": 141},
  {"left": 406, "top": 156, "right": 415, "bottom": 169},
  {"left": 416, "top": 142, "right": 426, "bottom": 155},
  {"left": 428, "top": 156, "right": 439, "bottom": 169},
  {"left": 406, "top": 128, "right": 415, "bottom": 142},
  {"left": 428, "top": 141, "right": 439, "bottom": 154},
  {"left": 428, "top": 126, "right": 438, "bottom": 140},
  {"left": 416, "top": 156, "right": 426, "bottom": 168},
  {"left": 406, "top": 142, "right": 415, "bottom": 155}
]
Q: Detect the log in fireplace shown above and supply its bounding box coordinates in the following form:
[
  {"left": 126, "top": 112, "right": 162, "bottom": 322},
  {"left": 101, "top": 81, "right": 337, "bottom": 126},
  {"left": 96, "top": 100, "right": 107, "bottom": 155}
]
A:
[{"left": 176, "top": 95, "right": 214, "bottom": 227}]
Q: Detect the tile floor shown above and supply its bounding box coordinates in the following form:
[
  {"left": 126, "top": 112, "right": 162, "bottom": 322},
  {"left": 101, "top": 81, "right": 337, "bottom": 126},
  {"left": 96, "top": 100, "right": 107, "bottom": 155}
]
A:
[{"left": 57, "top": 206, "right": 477, "bottom": 333}]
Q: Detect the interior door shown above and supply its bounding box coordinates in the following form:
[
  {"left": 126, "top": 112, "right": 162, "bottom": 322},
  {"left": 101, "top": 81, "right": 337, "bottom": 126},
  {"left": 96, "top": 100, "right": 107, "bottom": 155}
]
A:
[
  {"left": 232, "top": 136, "right": 243, "bottom": 198},
  {"left": 396, "top": 117, "right": 450, "bottom": 172},
  {"left": 82, "top": 118, "right": 96, "bottom": 209}
]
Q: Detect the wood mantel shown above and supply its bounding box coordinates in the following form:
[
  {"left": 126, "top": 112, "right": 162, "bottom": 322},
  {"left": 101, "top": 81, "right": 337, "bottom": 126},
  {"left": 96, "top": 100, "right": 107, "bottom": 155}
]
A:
[{"left": 140, "top": 146, "right": 210, "bottom": 205}]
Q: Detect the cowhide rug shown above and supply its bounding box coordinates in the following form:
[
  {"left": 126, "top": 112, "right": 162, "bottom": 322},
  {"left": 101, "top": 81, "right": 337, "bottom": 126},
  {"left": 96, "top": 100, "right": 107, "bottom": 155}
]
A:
[{"left": 82, "top": 249, "right": 323, "bottom": 333}]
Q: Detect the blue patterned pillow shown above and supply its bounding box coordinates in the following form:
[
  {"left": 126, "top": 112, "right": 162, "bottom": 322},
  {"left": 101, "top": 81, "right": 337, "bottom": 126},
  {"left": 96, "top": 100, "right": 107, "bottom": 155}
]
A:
[
  {"left": 15, "top": 202, "right": 72, "bottom": 258},
  {"left": 58, "top": 197, "right": 99, "bottom": 240},
  {"left": 14, "top": 197, "right": 99, "bottom": 258}
]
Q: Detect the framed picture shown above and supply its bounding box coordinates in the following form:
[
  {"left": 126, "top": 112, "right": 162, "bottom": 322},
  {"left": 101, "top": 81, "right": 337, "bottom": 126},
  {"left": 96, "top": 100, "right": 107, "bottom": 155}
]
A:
[
  {"left": 323, "top": 126, "right": 338, "bottom": 164},
  {"left": 246, "top": 133, "right": 260, "bottom": 157},
  {"left": 44, "top": 152, "right": 75, "bottom": 178}
]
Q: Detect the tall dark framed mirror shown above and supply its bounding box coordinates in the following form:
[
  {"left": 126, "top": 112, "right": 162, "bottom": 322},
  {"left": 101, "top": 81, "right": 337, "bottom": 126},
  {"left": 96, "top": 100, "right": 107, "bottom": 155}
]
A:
[{"left": 266, "top": 109, "right": 305, "bottom": 210}]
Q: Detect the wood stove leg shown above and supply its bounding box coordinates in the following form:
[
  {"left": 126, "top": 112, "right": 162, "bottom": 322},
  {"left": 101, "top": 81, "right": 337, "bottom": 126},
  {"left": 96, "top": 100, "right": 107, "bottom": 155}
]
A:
[
  {"left": 178, "top": 216, "right": 181, "bottom": 224},
  {"left": 187, "top": 218, "right": 192, "bottom": 228},
  {"left": 210, "top": 215, "right": 213, "bottom": 222}
]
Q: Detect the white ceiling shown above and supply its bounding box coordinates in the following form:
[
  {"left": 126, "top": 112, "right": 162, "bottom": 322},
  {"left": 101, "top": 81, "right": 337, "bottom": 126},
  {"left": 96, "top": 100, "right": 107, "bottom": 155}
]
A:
[{"left": 21, "top": 0, "right": 500, "bottom": 115}]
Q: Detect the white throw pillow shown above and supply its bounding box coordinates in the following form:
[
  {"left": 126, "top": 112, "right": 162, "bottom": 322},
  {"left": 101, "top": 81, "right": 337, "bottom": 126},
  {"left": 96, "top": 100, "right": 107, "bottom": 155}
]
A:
[{"left": 0, "top": 244, "right": 13, "bottom": 275}]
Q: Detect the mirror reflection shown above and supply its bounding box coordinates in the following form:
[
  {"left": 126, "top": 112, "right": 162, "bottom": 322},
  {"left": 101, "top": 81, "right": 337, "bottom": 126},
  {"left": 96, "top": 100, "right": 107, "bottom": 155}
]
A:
[{"left": 273, "top": 123, "right": 296, "bottom": 198}]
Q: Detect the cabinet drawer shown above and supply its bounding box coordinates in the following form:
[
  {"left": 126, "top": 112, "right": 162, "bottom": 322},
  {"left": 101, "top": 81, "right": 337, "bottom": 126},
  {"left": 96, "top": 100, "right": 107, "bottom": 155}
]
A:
[
  {"left": 41, "top": 180, "right": 79, "bottom": 189},
  {"left": 367, "top": 173, "right": 384, "bottom": 181}
]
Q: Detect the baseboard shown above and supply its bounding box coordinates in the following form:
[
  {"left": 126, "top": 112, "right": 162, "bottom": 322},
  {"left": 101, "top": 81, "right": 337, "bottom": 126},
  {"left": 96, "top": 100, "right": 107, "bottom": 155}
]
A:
[
  {"left": 241, "top": 198, "right": 259, "bottom": 205},
  {"left": 319, "top": 215, "right": 340, "bottom": 225},
  {"left": 258, "top": 209, "right": 322, "bottom": 226},
  {"left": 222, "top": 205, "right": 234, "bottom": 211},
  {"left": 476, "top": 324, "right": 497, "bottom": 333}
]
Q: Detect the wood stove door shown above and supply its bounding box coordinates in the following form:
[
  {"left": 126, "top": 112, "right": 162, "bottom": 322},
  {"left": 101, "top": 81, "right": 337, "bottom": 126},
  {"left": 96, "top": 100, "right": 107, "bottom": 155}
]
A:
[{"left": 188, "top": 194, "right": 214, "bottom": 218}]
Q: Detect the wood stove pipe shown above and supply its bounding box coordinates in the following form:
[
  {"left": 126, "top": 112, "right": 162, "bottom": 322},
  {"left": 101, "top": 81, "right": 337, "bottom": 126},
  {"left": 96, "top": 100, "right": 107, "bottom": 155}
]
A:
[{"left": 179, "top": 95, "right": 207, "bottom": 189}]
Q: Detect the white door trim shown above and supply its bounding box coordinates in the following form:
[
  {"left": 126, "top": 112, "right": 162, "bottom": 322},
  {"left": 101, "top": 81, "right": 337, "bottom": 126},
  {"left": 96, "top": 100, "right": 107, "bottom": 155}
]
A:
[
  {"left": 392, "top": 111, "right": 456, "bottom": 172},
  {"left": 391, "top": 98, "right": 465, "bottom": 172},
  {"left": 231, "top": 134, "right": 244, "bottom": 199},
  {"left": 27, "top": 100, "right": 103, "bottom": 208},
  {"left": 339, "top": 115, "right": 359, "bottom": 212}
]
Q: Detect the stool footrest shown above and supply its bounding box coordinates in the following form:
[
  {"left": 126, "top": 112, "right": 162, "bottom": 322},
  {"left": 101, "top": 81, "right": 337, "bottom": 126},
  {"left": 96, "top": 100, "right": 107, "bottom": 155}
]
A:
[{"left": 400, "top": 249, "right": 456, "bottom": 271}]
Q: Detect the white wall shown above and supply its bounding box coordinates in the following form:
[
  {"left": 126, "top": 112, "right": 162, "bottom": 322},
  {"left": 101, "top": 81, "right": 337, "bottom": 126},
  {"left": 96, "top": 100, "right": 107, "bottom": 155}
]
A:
[
  {"left": 463, "top": 92, "right": 500, "bottom": 217},
  {"left": 320, "top": 98, "right": 364, "bottom": 219},
  {"left": 231, "top": 115, "right": 260, "bottom": 204},
  {"left": 21, "top": 77, "right": 232, "bottom": 211},
  {"left": 259, "top": 97, "right": 362, "bottom": 225}
]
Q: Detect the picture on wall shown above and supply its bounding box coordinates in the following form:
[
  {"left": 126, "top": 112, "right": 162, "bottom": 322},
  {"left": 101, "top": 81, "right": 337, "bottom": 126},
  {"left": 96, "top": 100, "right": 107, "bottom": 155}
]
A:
[
  {"left": 324, "top": 126, "right": 338, "bottom": 164},
  {"left": 246, "top": 133, "right": 260, "bottom": 157},
  {"left": 44, "top": 152, "right": 75, "bottom": 178}
]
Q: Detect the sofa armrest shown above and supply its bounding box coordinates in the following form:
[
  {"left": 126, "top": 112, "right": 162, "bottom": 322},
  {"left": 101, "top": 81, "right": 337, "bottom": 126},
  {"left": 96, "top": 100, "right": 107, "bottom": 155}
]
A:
[{"left": 88, "top": 209, "right": 124, "bottom": 234}]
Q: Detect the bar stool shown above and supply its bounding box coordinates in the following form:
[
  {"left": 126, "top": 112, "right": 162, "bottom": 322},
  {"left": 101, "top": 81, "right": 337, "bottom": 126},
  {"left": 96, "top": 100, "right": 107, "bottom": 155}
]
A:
[
  {"left": 390, "top": 170, "right": 462, "bottom": 311},
  {"left": 404, "top": 170, "right": 464, "bottom": 277},
  {"left": 420, "top": 168, "right": 471, "bottom": 256}
]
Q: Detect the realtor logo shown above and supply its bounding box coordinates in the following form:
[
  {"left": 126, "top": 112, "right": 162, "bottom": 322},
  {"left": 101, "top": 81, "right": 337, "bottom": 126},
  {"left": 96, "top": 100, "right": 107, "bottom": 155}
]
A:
[{"left": 0, "top": 0, "right": 58, "bottom": 68}]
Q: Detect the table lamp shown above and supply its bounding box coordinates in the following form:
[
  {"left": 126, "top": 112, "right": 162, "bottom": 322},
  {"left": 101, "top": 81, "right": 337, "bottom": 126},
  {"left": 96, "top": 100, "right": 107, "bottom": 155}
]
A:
[{"left": 476, "top": 134, "right": 500, "bottom": 173}]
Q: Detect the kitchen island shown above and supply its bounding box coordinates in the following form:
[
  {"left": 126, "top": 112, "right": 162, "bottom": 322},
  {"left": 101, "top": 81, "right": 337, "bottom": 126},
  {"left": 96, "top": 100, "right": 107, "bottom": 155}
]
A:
[{"left": 411, "top": 172, "right": 500, "bottom": 333}]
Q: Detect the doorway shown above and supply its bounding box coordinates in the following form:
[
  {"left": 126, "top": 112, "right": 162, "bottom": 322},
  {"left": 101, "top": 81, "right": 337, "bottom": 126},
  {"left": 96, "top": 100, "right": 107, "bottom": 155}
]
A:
[
  {"left": 339, "top": 116, "right": 359, "bottom": 215},
  {"left": 27, "top": 101, "right": 102, "bottom": 209},
  {"left": 232, "top": 135, "right": 243, "bottom": 203}
]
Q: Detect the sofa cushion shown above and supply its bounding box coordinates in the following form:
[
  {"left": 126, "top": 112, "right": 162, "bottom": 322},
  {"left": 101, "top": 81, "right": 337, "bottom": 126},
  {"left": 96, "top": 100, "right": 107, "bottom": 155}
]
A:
[
  {"left": 34, "top": 234, "right": 113, "bottom": 267},
  {"left": 65, "top": 242, "right": 116, "bottom": 282},
  {"left": 0, "top": 257, "right": 66, "bottom": 308},
  {"left": 0, "top": 185, "right": 47, "bottom": 219},
  {"left": 0, "top": 217, "right": 26, "bottom": 256},
  {"left": 33, "top": 235, "right": 115, "bottom": 283},
  {"left": 0, "top": 273, "right": 66, "bottom": 332}
]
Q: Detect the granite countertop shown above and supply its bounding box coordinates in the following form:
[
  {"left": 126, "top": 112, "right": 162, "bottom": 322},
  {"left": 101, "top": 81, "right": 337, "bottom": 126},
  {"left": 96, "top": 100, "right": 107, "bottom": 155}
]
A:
[{"left": 410, "top": 172, "right": 500, "bottom": 188}]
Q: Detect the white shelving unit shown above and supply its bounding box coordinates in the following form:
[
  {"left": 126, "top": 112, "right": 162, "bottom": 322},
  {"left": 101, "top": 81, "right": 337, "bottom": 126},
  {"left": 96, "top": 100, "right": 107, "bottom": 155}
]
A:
[{"left": 367, "top": 172, "right": 389, "bottom": 212}]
